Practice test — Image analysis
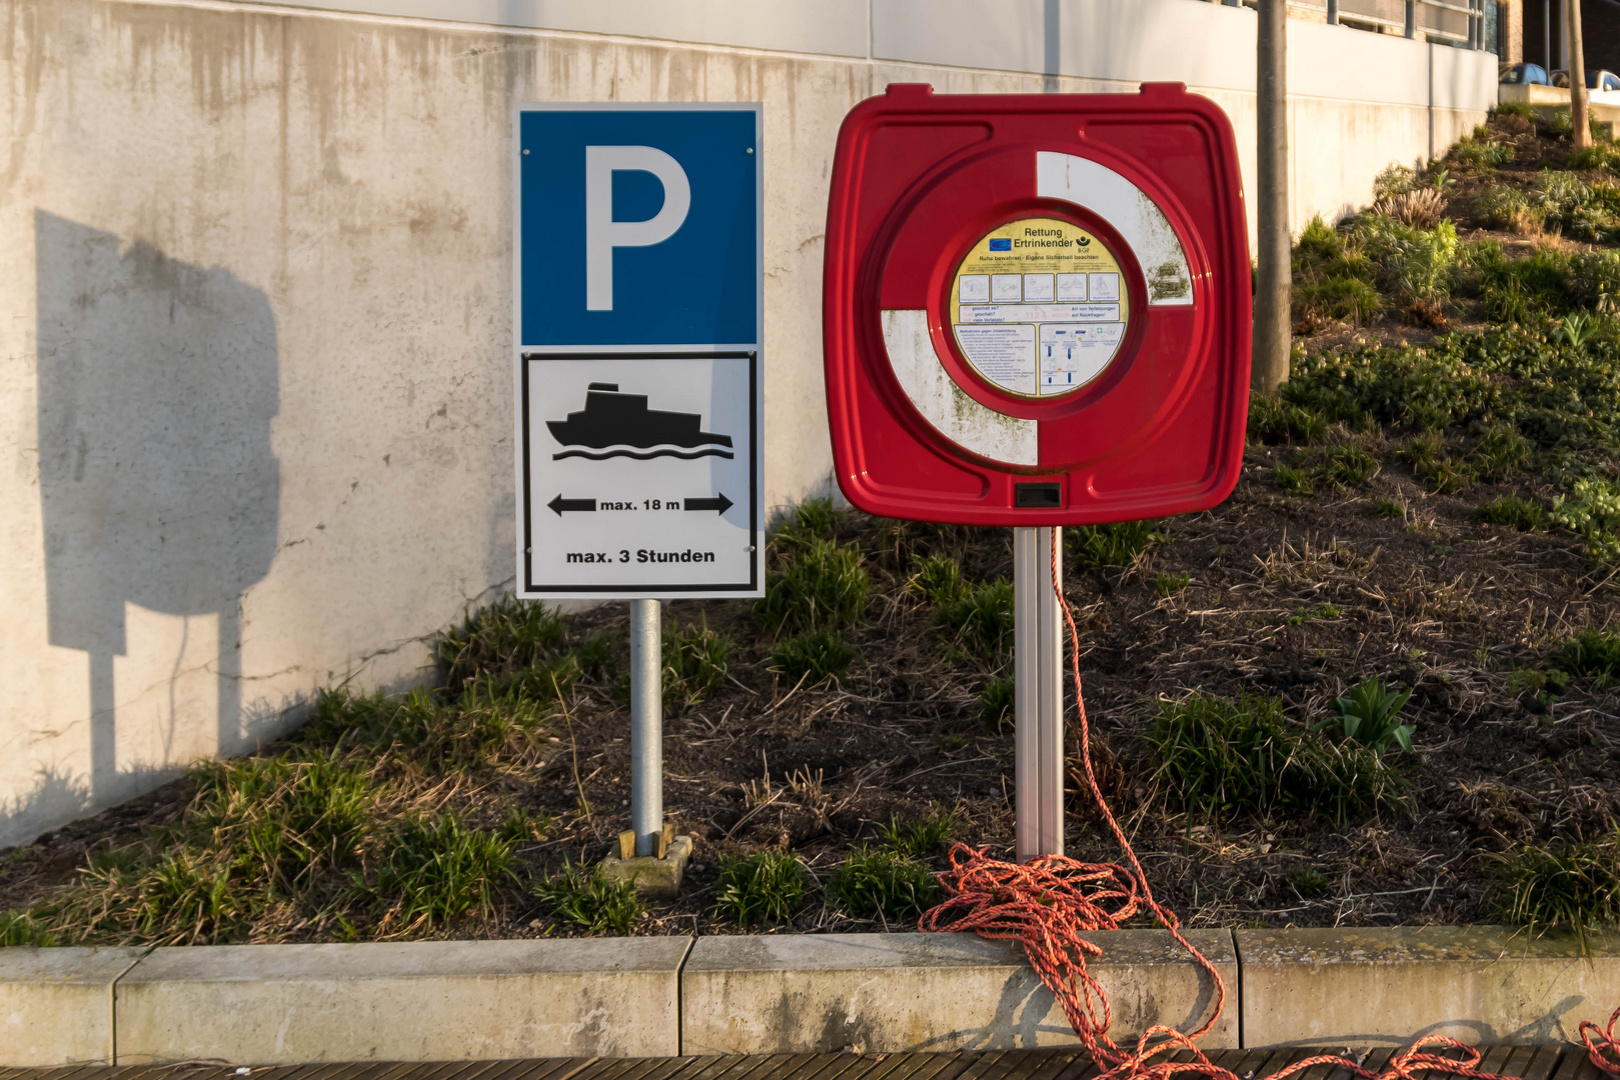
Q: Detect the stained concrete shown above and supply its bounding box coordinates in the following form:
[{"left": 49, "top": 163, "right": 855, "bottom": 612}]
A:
[
  {"left": 1237, "top": 925, "right": 1620, "bottom": 1047},
  {"left": 112, "top": 937, "right": 692, "bottom": 1064},
  {"left": 0, "top": 945, "right": 146, "bottom": 1066},
  {"left": 680, "top": 929, "right": 1239, "bottom": 1054}
]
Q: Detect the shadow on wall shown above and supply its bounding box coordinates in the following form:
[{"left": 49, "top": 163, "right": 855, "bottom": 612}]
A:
[{"left": 33, "top": 210, "right": 280, "bottom": 821}]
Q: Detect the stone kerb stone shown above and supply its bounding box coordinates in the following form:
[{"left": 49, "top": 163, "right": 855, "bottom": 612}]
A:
[
  {"left": 1237, "top": 926, "right": 1620, "bottom": 1047},
  {"left": 113, "top": 937, "right": 692, "bottom": 1064},
  {"left": 0, "top": 945, "right": 146, "bottom": 1066},
  {"left": 680, "top": 930, "right": 1239, "bottom": 1054}
]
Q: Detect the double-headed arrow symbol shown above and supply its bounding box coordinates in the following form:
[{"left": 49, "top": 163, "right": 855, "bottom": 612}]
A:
[{"left": 547, "top": 493, "right": 733, "bottom": 516}]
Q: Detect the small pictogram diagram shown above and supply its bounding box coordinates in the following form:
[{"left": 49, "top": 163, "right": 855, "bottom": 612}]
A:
[{"left": 547, "top": 382, "right": 734, "bottom": 461}]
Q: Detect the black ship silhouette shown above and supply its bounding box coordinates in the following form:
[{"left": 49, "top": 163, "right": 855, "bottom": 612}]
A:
[{"left": 548, "top": 383, "right": 734, "bottom": 460}]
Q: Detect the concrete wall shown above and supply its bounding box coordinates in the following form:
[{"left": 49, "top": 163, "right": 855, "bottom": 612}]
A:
[{"left": 0, "top": 0, "right": 1499, "bottom": 847}]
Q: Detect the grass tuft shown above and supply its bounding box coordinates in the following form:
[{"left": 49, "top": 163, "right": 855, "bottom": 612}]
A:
[
  {"left": 360, "top": 813, "right": 515, "bottom": 930},
  {"left": 979, "top": 677, "right": 1015, "bottom": 731},
  {"left": 712, "top": 850, "right": 811, "bottom": 927},
  {"left": 1555, "top": 628, "right": 1620, "bottom": 680},
  {"left": 757, "top": 539, "right": 869, "bottom": 634},
  {"left": 1146, "top": 693, "right": 1404, "bottom": 824},
  {"left": 663, "top": 617, "right": 731, "bottom": 707},
  {"left": 770, "top": 628, "right": 857, "bottom": 686},
  {"left": 1495, "top": 831, "right": 1620, "bottom": 944},
  {"left": 879, "top": 806, "right": 959, "bottom": 857},
  {"left": 1476, "top": 494, "right": 1546, "bottom": 530},
  {"left": 1068, "top": 520, "right": 1158, "bottom": 570},
  {"left": 936, "top": 580, "right": 1014, "bottom": 659},
  {"left": 826, "top": 848, "right": 940, "bottom": 924},
  {"left": 532, "top": 864, "right": 642, "bottom": 935}
]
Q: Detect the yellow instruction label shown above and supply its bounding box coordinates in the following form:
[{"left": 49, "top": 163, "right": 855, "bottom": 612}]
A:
[{"left": 950, "top": 217, "right": 1131, "bottom": 398}]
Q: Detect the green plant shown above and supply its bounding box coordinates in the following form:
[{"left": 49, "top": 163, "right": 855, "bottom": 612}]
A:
[
  {"left": 1476, "top": 494, "right": 1546, "bottom": 530},
  {"left": 1351, "top": 214, "right": 1459, "bottom": 303},
  {"left": 1551, "top": 478, "right": 1620, "bottom": 563},
  {"left": 1475, "top": 186, "right": 1541, "bottom": 232},
  {"left": 575, "top": 631, "right": 615, "bottom": 678},
  {"left": 1555, "top": 628, "right": 1620, "bottom": 679},
  {"left": 937, "top": 579, "right": 1014, "bottom": 658},
  {"left": 663, "top": 617, "right": 730, "bottom": 706},
  {"left": 756, "top": 538, "right": 869, "bottom": 634},
  {"left": 1306, "top": 443, "right": 1380, "bottom": 490},
  {"left": 1451, "top": 134, "right": 1514, "bottom": 170},
  {"left": 1155, "top": 572, "right": 1192, "bottom": 598},
  {"left": 1287, "top": 865, "right": 1330, "bottom": 899},
  {"left": 1471, "top": 425, "right": 1533, "bottom": 480},
  {"left": 908, "top": 553, "right": 966, "bottom": 606},
  {"left": 1146, "top": 693, "right": 1404, "bottom": 824},
  {"left": 826, "top": 848, "right": 940, "bottom": 924},
  {"left": 980, "top": 677, "right": 1015, "bottom": 731},
  {"left": 361, "top": 813, "right": 515, "bottom": 928},
  {"left": 498, "top": 807, "right": 553, "bottom": 844},
  {"left": 1317, "top": 678, "right": 1416, "bottom": 755},
  {"left": 1494, "top": 831, "right": 1620, "bottom": 945},
  {"left": 770, "top": 628, "right": 857, "bottom": 686},
  {"left": 0, "top": 909, "right": 55, "bottom": 947},
  {"left": 1298, "top": 276, "right": 1384, "bottom": 325},
  {"left": 712, "top": 850, "right": 812, "bottom": 927},
  {"left": 1374, "top": 162, "right": 1418, "bottom": 198},
  {"left": 1068, "top": 520, "right": 1159, "bottom": 570},
  {"left": 1373, "top": 497, "right": 1406, "bottom": 520},
  {"left": 1490, "top": 101, "right": 1537, "bottom": 122},
  {"left": 776, "top": 496, "right": 841, "bottom": 545},
  {"left": 533, "top": 863, "right": 643, "bottom": 935},
  {"left": 1274, "top": 463, "right": 1314, "bottom": 494},
  {"left": 1568, "top": 143, "right": 1620, "bottom": 173},
  {"left": 879, "top": 806, "right": 959, "bottom": 857},
  {"left": 1568, "top": 250, "right": 1620, "bottom": 315},
  {"left": 1249, "top": 395, "right": 1331, "bottom": 445},
  {"left": 1554, "top": 312, "right": 1601, "bottom": 348},
  {"left": 1287, "top": 603, "right": 1340, "bottom": 626},
  {"left": 437, "top": 596, "right": 567, "bottom": 693}
]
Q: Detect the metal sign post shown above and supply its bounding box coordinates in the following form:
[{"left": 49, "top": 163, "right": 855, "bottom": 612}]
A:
[
  {"left": 1013, "top": 526, "right": 1064, "bottom": 861},
  {"left": 514, "top": 103, "right": 765, "bottom": 868}
]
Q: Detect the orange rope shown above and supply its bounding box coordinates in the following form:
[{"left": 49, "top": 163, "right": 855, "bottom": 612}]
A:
[{"left": 917, "top": 529, "right": 1620, "bottom": 1079}]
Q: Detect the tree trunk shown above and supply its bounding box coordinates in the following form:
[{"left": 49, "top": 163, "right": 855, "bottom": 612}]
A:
[
  {"left": 1570, "top": 0, "right": 1591, "bottom": 149},
  {"left": 1254, "top": 0, "right": 1291, "bottom": 394}
]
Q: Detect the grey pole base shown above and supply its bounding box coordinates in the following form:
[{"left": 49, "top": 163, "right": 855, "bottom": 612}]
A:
[{"left": 1013, "top": 526, "right": 1063, "bottom": 862}]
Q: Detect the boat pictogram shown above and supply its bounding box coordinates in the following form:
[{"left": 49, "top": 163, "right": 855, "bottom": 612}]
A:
[{"left": 547, "top": 383, "right": 734, "bottom": 460}]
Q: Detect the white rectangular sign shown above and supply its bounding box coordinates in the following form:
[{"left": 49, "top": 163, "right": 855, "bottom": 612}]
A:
[{"left": 519, "top": 355, "right": 760, "bottom": 596}]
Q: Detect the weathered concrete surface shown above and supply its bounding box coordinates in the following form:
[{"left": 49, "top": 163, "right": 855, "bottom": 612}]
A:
[
  {"left": 1238, "top": 926, "right": 1620, "bottom": 1047},
  {"left": 600, "top": 834, "right": 694, "bottom": 899},
  {"left": 0, "top": 945, "right": 145, "bottom": 1066},
  {"left": 113, "top": 937, "right": 692, "bottom": 1064},
  {"left": 0, "top": 0, "right": 1495, "bottom": 847},
  {"left": 680, "top": 929, "right": 1239, "bottom": 1054}
]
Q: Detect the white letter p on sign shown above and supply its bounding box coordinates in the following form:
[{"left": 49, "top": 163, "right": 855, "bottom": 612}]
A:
[{"left": 585, "top": 145, "right": 691, "bottom": 312}]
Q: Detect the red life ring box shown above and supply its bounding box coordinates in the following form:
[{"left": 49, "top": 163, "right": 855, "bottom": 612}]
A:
[{"left": 823, "top": 82, "right": 1251, "bottom": 526}]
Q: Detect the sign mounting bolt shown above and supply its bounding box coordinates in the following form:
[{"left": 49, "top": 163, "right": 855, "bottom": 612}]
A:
[
  {"left": 745, "top": 147, "right": 753, "bottom": 154},
  {"left": 522, "top": 149, "right": 530, "bottom": 155}
]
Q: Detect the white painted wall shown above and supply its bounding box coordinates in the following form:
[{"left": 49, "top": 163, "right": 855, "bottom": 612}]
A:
[{"left": 0, "top": 0, "right": 1497, "bottom": 846}]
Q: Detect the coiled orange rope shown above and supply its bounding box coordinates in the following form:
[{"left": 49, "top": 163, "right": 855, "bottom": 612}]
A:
[{"left": 918, "top": 530, "right": 1620, "bottom": 1080}]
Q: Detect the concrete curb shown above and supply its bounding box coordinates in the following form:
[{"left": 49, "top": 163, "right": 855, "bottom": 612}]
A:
[{"left": 1, "top": 928, "right": 1615, "bottom": 1065}]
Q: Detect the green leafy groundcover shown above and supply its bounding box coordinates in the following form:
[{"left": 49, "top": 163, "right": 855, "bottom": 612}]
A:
[{"left": 1281, "top": 327, "right": 1620, "bottom": 560}]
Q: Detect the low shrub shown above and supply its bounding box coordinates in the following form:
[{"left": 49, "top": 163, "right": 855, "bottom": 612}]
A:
[
  {"left": 1494, "top": 831, "right": 1620, "bottom": 944},
  {"left": 980, "top": 677, "right": 1015, "bottom": 731},
  {"left": 1449, "top": 134, "right": 1515, "bottom": 170},
  {"left": 1298, "top": 275, "right": 1383, "bottom": 325},
  {"left": 533, "top": 864, "right": 642, "bottom": 935},
  {"left": 1315, "top": 678, "right": 1416, "bottom": 755},
  {"left": 360, "top": 813, "right": 516, "bottom": 929},
  {"left": 826, "top": 848, "right": 940, "bottom": 923},
  {"left": 770, "top": 628, "right": 857, "bottom": 686},
  {"left": 1555, "top": 627, "right": 1620, "bottom": 679},
  {"left": 1551, "top": 478, "right": 1620, "bottom": 563},
  {"left": 1476, "top": 494, "right": 1546, "bottom": 530},
  {"left": 908, "top": 553, "right": 966, "bottom": 606},
  {"left": 756, "top": 538, "right": 869, "bottom": 634},
  {"left": 879, "top": 806, "right": 959, "bottom": 857},
  {"left": 1351, "top": 214, "right": 1459, "bottom": 303},
  {"left": 1248, "top": 395, "right": 1332, "bottom": 446},
  {"left": 662, "top": 617, "right": 730, "bottom": 707},
  {"left": 937, "top": 580, "right": 1015, "bottom": 658},
  {"left": 1146, "top": 692, "right": 1405, "bottom": 824},
  {"left": 713, "top": 851, "right": 812, "bottom": 927},
  {"left": 1068, "top": 520, "right": 1158, "bottom": 570}
]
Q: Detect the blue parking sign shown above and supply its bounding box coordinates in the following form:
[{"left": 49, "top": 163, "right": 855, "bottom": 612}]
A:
[
  {"left": 517, "top": 105, "right": 761, "bottom": 348},
  {"left": 513, "top": 103, "right": 764, "bottom": 600}
]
